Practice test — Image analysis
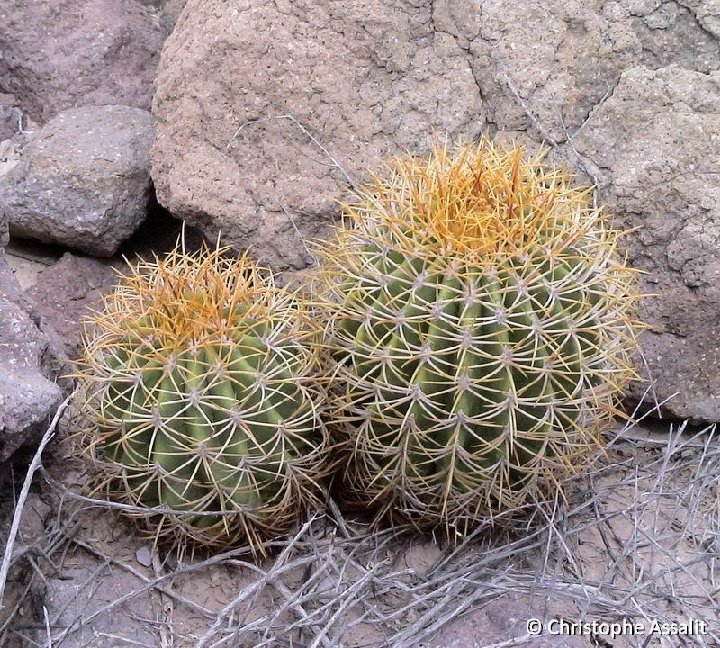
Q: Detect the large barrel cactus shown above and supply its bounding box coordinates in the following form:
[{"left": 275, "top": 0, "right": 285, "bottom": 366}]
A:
[
  {"left": 315, "top": 140, "right": 643, "bottom": 536},
  {"left": 75, "top": 243, "right": 332, "bottom": 552}
]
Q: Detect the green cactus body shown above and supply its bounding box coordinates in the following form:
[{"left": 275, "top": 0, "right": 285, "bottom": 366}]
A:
[
  {"left": 77, "top": 247, "right": 331, "bottom": 553},
  {"left": 316, "top": 140, "right": 643, "bottom": 535}
]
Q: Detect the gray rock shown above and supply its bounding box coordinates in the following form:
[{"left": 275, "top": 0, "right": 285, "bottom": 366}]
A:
[
  {"left": 0, "top": 125, "right": 25, "bottom": 247},
  {"left": 151, "top": 0, "right": 720, "bottom": 274},
  {"left": 0, "top": 128, "right": 32, "bottom": 188},
  {"left": 0, "top": 205, "right": 7, "bottom": 248},
  {"left": 0, "top": 104, "right": 22, "bottom": 142},
  {"left": 572, "top": 66, "right": 720, "bottom": 423},
  {"left": 466, "top": 0, "right": 719, "bottom": 142},
  {"left": 151, "top": 0, "right": 485, "bottom": 271},
  {"left": 0, "top": 250, "right": 61, "bottom": 462},
  {"left": 136, "top": 0, "right": 187, "bottom": 28},
  {"left": 26, "top": 253, "right": 120, "bottom": 360},
  {"left": 0, "top": 0, "right": 168, "bottom": 124},
  {"left": 0, "top": 105, "right": 156, "bottom": 256}
]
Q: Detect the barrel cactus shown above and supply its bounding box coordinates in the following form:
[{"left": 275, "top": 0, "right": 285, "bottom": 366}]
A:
[
  {"left": 314, "top": 139, "right": 643, "bottom": 536},
  {"left": 75, "top": 243, "right": 332, "bottom": 553}
]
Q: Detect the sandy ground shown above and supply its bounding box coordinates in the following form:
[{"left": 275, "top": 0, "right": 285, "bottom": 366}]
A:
[{"left": 1, "top": 413, "right": 717, "bottom": 648}]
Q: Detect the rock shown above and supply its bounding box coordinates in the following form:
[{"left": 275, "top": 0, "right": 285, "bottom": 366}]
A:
[
  {"left": 151, "top": 0, "right": 485, "bottom": 271},
  {"left": 135, "top": 546, "right": 153, "bottom": 567},
  {"left": 0, "top": 204, "right": 7, "bottom": 248},
  {"left": 26, "top": 254, "right": 120, "bottom": 360},
  {"left": 0, "top": 104, "right": 22, "bottom": 141},
  {"left": 466, "top": 0, "right": 719, "bottom": 142},
  {"left": 0, "top": 128, "right": 33, "bottom": 187},
  {"left": 136, "top": 0, "right": 187, "bottom": 27},
  {"left": 0, "top": 213, "right": 6, "bottom": 248},
  {"left": 572, "top": 66, "right": 720, "bottom": 423},
  {"left": 0, "top": 0, "right": 168, "bottom": 124},
  {"left": 163, "top": 0, "right": 187, "bottom": 22},
  {"left": 0, "top": 250, "right": 61, "bottom": 462},
  {"left": 1, "top": 240, "right": 64, "bottom": 291},
  {"left": 152, "top": 0, "right": 720, "bottom": 274},
  {"left": 0, "top": 105, "right": 156, "bottom": 257}
]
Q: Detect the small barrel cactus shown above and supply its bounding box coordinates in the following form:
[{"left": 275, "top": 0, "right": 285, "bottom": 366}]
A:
[
  {"left": 314, "top": 139, "right": 643, "bottom": 536},
  {"left": 75, "top": 242, "right": 332, "bottom": 553}
]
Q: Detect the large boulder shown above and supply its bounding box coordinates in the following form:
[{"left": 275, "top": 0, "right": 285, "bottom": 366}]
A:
[
  {"left": 0, "top": 105, "right": 156, "bottom": 256},
  {"left": 152, "top": 0, "right": 485, "bottom": 271},
  {"left": 0, "top": 0, "right": 168, "bottom": 124},
  {"left": 572, "top": 66, "right": 720, "bottom": 422},
  {"left": 465, "top": 0, "right": 719, "bottom": 141},
  {"left": 0, "top": 250, "right": 61, "bottom": 462}
]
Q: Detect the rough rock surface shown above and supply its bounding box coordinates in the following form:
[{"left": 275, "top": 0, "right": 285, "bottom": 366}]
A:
[
  {"left": 152, "top": 0, "right": 485, "bottom": 271},
  {"left": 152, "top": 0, "right": 720, "bottom": 273},
  {"left": 0, "top": 0, "right": 168, "bottom": 124},
  {"left": 0, "top": 250, "right": 61, "bottom": 462},
  {"left": 466, "top": 0, "right": 719, "bottom": 141},
  {"left": 0, "top": 105, "right": 156, "bottom": 256},
  {"left": 0, "top": 104, "right": 21, "bottom": 142},
  {"left": 0, "top": 195, "right": 7, "bottom": 248},
  {"left": 572, "top": 66, "right": 720, "bottom": 422},
  {"left": 26, "top": 254, "right": 120, "bottom": 360}
]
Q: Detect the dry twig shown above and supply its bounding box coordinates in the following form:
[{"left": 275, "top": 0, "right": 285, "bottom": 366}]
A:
[{"left": 0, "top": 394, "right": 71, "bottom": 610}]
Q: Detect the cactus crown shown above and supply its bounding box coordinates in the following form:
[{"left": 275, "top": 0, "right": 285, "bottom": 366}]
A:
[
  {"left": 90, "top": 244, "right": 268, "bottom": 353},
  {"left": 348, "top": 139, "right": 624, "bottom": 265}
]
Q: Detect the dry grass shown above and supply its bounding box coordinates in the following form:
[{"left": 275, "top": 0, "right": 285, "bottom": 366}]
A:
[{"left": 0, "top": 387, "right": 718, "bottom": 648}]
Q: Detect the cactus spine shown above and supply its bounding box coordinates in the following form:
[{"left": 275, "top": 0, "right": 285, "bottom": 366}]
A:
[
  {"left": 315, "top": 139, "right": 643, "bottom": 535},
  {"left": 76, "top": 243, "right": 331, "bottom": 552}
]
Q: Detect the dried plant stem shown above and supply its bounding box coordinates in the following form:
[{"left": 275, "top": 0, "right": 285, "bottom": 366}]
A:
[{"left": 0, "top": 394, "right": 70, "bottom": 610}]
